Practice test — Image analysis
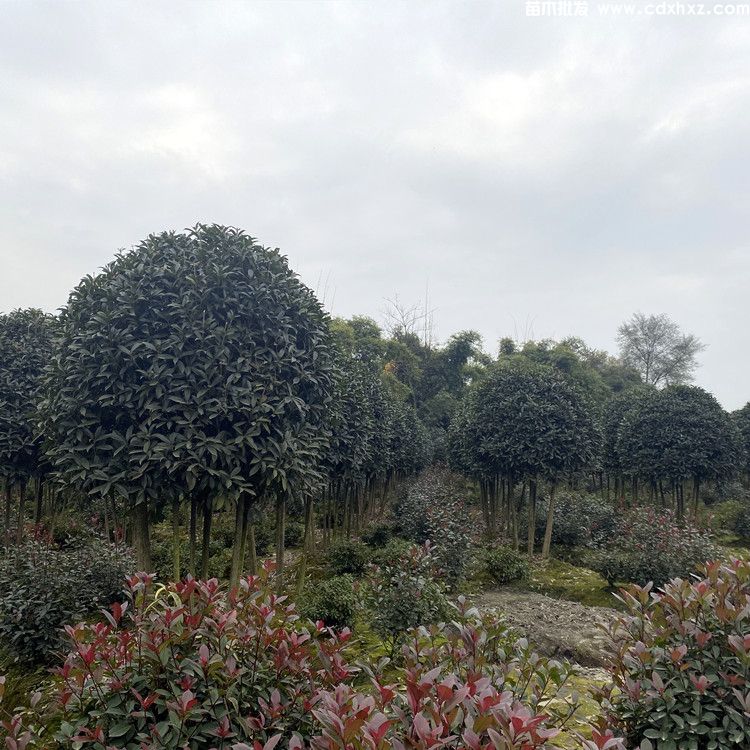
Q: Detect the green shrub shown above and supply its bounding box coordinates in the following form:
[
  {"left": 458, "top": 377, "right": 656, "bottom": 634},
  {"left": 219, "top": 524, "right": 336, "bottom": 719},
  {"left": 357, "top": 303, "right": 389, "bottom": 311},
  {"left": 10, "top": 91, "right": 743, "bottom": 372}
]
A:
[
  {"left": 368, "top": 537, "right": 412, "bottom": 567},
  {"left": 597, "top": 558, "right": 750, "bottom": 749},
  {"left": 363, "top": 542, "right": 451, "bottom": 652},
  {"left": 478, "top": 545, "right": 530, "bottom": 584},
  {"left": 707, "top": 499, "right": 745, "bottom": 533},
  {"left": 300, "top": 574, "right": 357, "bottom": 628},
  {"left": 360, "top": 522, "right": 395, "bottom": 548},
  {"left": 282, "top": 519, "right": 305, "bottom": 548},
  {"left": 0, "top": 535, "right": 134, "bottom": 664},
  {"left": 535, "top": 492, "right": 617, "bottom": 547},
  {"left": 584, "top": 508, "right": 717, "bottom": 587},
  {"left": 325, "top": 539, "right": 370, "bottom": 576}
]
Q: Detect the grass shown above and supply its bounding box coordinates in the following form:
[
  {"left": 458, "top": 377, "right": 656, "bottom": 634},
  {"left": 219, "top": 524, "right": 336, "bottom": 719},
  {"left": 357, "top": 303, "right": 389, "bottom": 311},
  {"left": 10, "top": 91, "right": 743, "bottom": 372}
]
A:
[{"left": 511, "top": 556, "right": 623, "bottom": 609}]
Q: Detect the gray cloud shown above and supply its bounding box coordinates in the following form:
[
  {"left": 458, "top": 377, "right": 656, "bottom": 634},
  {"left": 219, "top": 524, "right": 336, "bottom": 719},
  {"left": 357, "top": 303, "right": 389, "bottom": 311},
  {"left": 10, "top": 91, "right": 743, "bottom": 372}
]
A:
[{"left": 1, "top": 1, "right": 748, "bottom": 407}]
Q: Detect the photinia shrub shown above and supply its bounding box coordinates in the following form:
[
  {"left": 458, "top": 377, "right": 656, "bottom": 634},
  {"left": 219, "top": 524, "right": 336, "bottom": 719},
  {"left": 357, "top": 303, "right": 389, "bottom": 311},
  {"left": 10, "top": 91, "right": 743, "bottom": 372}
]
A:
[
  {"left": 396, "top": 468, "right": 473, "bottom": 587},
  {"left": 597, "top": 558, "right": 750, "bottom": 750},
  {"left": 300, "top": 575, "right": 357, "bottom": 629},
  {"left": 40, "top": 563, "right": 354, "bottom": 748},
  {"left": 534, "top": 492, "right": 617, "bottom": 548},
  {"left": 475, "top": 544, "right": 530, "bottom": 585},
  {"left": 308, "top": 597, "right": 618, "bottom": 750},
  {"left": 584, "top": 507, "right": 717, "bottom": 587}
]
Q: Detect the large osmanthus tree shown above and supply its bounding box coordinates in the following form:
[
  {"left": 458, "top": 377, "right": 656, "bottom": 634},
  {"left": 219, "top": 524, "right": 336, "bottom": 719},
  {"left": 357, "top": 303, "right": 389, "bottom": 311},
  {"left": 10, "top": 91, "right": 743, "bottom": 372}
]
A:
[
  {"left": 617, "top": 385, "right": 740, "bottom": 516},
  {"left": 0, "top": 308, "right": 57, "bottom": 540},
  {"left": 41, "top": 224, "right": 336, "bottom": 574},
  {"left": 454, "top": 361, "right": 600, "bottom": 557}
]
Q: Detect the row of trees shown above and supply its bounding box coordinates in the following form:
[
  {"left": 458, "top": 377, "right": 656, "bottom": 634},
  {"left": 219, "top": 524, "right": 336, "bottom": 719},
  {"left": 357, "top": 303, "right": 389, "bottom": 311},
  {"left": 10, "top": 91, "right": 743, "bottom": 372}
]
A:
[
  {"left": 0, "top": 225, "right": 432, "bottom": 581},
  {"left": 448, "top": 356, "right": 748, "bottom": 550}
]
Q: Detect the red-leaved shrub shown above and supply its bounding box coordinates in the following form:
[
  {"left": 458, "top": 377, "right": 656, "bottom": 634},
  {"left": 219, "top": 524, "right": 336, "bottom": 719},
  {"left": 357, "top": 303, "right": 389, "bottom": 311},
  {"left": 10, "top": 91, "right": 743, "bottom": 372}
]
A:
[{"left": 596, "top": 558, "right": 750, "bottom": 750}]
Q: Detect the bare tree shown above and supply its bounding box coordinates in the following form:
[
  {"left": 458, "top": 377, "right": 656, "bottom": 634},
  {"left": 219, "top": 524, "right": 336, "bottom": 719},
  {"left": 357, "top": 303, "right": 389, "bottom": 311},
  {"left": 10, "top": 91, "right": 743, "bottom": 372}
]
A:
[
  {"left": 617, "top": 312, "right": 705, "bottom": 386},
  {"left": 382, "top": 293, "right": 436, "bottom": 346}
]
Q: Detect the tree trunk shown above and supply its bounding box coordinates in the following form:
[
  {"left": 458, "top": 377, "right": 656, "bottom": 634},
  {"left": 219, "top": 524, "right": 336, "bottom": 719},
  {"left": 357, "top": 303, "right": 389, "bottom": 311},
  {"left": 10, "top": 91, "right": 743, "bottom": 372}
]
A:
[
  {"left": 16, "top": 479, "right": 26, "bottom": 544},
  {"left": 247, "top": 524, "right": 257, "bottom": 575},
  {"left": 275, "top": 494, "right": 286, "bottom": 589},
  {"left": 189, "top": 495, "right": 198, "bottom": 576},
  {"left": 230, "top": 495, "right": 248, "bottom": 589},
  {"left": 200, "top": 495, "right": 214, "bottom": 579},
  {"left": 172, "top": 497, "right": 181, "bottom": 581},
  {"left": 527, "top": 479, "right": 537, "bottom": 557},
  {"left": 131, "top": 499, "right": 152, "bottom": 571},
  {"left": 34, "top": 476, "right": 44, "bottom": 524},
  {"left": 542, "top": 484, "right": 556, "bottom": 558},
  {"left": 303, "top": 495, "right": 315, "bottom": 553}
]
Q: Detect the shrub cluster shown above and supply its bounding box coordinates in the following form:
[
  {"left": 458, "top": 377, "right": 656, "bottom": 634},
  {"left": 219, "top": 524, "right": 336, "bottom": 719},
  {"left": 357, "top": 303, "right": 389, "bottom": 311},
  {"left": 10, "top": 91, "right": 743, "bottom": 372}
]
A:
[
  {"left": 2, "top": 567, "right": 617, "bottom": 750},
  {"left": 535, "top": 492, "right": 617, "bottom": 547},
  {"left": 299, "top": 574, "right": 357, "bottom": 628},
  {"left": 397, "top": 468, "right": 472, "bottom": 586},
  {"left": 0, "top": 533, "right": 134, "bottom": 664},
  {"left": 597, "top": 558, "right": 750, "bottom": 750},
  {"left": 362, "top": 542, "right": 451, "bottom": 653},
  {"left": 584, "top": 508, "right": 717, "bottom": 587},
  {"left": 324, "top": 539, "right": 370, "bottom": 576},
  {"left": 475, "top": 544, "right": 530, "bottom": 585}
]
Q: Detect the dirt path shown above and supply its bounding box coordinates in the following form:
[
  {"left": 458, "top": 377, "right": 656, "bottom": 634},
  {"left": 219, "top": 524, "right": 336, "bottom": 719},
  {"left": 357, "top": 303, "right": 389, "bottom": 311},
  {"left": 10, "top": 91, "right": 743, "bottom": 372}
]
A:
[{"left": 476, "top": 588, "right": 618, "bottom": 668}]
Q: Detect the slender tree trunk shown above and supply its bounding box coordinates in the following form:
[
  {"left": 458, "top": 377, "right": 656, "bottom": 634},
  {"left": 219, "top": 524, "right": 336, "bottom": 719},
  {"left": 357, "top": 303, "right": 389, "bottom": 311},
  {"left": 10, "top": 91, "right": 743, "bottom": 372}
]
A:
[
  {"left": 303, "top": 495, "right": 315, "bottom": 553},
  {"left": 692, "top": 476, "right": 700, "bottom": 518},
  {"left": 34, "top": 476, "right": 44, "bottom": 525},
  {"left": 200, "top": 496, "right": 214, "bottom": 579},
  {"left": 189, "top": 495, "right": 198, "bottom": 576},
  {"left": 527, "top": 479, "right": 537, "bottom": 556},
  {"left": 247, "top": 524, "right": 257, "bottom": 575},
  {"left": 172, "top": 497, "right": 181, "bottom": 581},
  {"left": 131, "top": 499, "right": 152, "bottom": 571},
  {"left": 16, "top": 479, "right": 26, "bottom": 544},
  {"left": 275, "top": 494, "right": 286, "bottom": 589},
  {"left": 542, "top": 484, "right": 556, "bottom": 558},
  {"left": 230, "top": 494, "right": 249, "bottom": 589}
]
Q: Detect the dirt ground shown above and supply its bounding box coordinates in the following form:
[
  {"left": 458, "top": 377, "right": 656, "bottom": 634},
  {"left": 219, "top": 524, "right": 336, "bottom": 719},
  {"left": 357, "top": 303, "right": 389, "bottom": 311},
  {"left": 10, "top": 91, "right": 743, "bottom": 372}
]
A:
[{"left": 477, "top": 588, "right": 618, "bottom": 668}]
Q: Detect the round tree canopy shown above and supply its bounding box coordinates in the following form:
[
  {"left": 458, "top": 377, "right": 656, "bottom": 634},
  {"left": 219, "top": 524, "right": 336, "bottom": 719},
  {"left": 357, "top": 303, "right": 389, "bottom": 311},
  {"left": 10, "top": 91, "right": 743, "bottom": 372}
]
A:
[{"left": 42, "top": 224, "right": 336, "bottom": 505}]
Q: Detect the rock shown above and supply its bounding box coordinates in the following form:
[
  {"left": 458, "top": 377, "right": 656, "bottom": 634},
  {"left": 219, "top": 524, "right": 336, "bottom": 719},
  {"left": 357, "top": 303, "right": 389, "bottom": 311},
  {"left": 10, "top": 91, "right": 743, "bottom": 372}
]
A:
[{"left": 476, "top": 588, "right": 618, "bottom": 667}]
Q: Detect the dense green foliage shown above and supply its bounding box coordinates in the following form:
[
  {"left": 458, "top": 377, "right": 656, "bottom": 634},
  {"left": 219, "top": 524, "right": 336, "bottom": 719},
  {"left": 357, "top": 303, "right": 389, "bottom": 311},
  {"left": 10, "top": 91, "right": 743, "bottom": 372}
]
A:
[
  {"left": 363, "top": 543, "right": 451, "bottom": 651},
  {"left": 40, "top": 225, "right": 337, "bottom": 570},
  {"left": 300, "top": 574, "right": 357, "bottom": 628},
  {"left": 476, "top": 544, "right": 530, "bottom": 584},
  {"left": 0, "top": 533, "right": 133, "bottom": 664},
  {"left": 396, "top": 468, "right": 473, "bottom": 586}
]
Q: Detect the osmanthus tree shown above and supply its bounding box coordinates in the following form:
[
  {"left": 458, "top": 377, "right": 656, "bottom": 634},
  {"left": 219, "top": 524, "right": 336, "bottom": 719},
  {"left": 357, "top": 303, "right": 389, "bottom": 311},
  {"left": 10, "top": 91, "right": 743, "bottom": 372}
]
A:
[
  {"left": 732, "top": 402, "right": 750, "bottom": 484},
  {"left": 452, "top": 361, "right": 600, "bottom": 557},
  {"left": 601, "top": 385, "right": 655, "bottom": 500},
  {"left": 0, "top": 309, "right": 57, "bottom": 540},
  {"left": 41, "top": 225, "right": 336, "bottom": 575},
  {"left": 617, "top": 385, "right": 740, "bottom": 517}
]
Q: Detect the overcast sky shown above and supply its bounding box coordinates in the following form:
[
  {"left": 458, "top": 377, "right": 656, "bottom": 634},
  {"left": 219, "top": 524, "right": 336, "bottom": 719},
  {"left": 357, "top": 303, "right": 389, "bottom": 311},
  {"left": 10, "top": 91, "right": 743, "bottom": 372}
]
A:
[{"left": 1, "top": 1, "right": 748, "bottom": 409}]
